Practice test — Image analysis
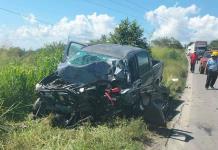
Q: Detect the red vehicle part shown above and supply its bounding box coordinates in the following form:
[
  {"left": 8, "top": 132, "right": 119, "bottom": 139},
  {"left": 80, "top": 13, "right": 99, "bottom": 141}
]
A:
[{"left": 104, "top": 87, "right": 121, "bottom": 106}]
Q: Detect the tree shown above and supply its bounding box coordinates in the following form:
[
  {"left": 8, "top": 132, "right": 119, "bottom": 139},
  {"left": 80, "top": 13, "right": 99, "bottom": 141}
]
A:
[
  {"left": 209, "top": 40, "right": 218, "bottom": 49},
  {"left": 89, "top": 35, "right": 108, "bottom": 44},
  {"left": 109, "top": 18, "right": 149, "bottom": 49},
  {"left": 151, "top": 37, "right": 183, "bottom": 49}
]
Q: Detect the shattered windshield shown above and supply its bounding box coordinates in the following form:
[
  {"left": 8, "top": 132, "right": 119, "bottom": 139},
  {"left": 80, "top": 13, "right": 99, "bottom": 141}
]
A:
[{"left": 67, "top": 43, "right": 117, "bottom": 66}]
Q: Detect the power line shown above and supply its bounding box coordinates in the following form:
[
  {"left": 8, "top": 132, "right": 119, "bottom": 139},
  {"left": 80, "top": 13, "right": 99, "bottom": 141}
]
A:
[
  {"left": 0, "top": 7, "right": 53, "bottom": 48},
  {"left": 123, "top": 0, "right": 188, "bottom": 34},
  {"left": 98, "top": 0, "right": 185, "bottom": 37},
  {"left": 125, "top": 0, "right": 147, "bottom": 11},
  {"left": 123, "top": 2, "right": 169, "bottom": 24},
  {"left": 0, "top": 7, "right": 22, "bottom": 16},
  {"left": 110, "top": 0, "right": 144, "bottom": 13},
  {"left": 0, "top": 7, "right": 52, "bottom": 25},
  {"left": 107, "top": 0, "right": 153, "bottom": 32},
  {"left": 85, "top": 0, "right": 139, "bottom": 20},
  {"left": 85, "top": 0, "right": 153, "bottom": 35}
]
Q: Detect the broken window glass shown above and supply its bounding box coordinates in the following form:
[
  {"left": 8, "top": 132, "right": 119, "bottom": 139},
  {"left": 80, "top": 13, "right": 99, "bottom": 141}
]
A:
[{"left": 67, "top": 44, "right": 117, "bottom": 66}]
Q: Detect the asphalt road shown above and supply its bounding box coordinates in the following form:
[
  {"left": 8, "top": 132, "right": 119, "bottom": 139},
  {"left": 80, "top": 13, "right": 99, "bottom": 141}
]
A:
[{"left": 166, "top": 63, "right": 218, "bottom": 150}]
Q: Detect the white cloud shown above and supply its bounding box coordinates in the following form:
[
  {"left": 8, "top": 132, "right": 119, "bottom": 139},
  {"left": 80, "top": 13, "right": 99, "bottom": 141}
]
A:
[
  {"left": 23, "top": 13, "right": 37, "bottom": 24},
  {"left": 188, "top": 15, "right": 218, "bottom": 41},
  {"left": 145, "top": 4, "right": 218, "bottom": 43},
  {"left": 0, "top": 13, "right": 115, "bottom": 49}
]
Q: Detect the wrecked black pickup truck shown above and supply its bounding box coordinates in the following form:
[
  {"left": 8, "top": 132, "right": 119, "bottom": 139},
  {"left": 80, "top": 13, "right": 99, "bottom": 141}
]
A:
[{"left": 33, "top": 41, "right": 169, "bottom": 127}]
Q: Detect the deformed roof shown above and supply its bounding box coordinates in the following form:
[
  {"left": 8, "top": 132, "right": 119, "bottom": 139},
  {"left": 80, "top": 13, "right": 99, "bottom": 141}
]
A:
[{"left": 82, "top": 44, "right": 145, "bottom": 58}]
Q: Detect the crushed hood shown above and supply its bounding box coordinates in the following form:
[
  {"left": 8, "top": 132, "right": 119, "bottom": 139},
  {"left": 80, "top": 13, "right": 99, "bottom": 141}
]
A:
[{"left": 57, "top": 61, "right": 111, "bottom": 84}]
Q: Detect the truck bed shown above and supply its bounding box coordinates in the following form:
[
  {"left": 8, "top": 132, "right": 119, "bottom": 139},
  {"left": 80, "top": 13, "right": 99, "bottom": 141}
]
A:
[{"left": 152, "top": 60, "right": 164, "bottom": 84}]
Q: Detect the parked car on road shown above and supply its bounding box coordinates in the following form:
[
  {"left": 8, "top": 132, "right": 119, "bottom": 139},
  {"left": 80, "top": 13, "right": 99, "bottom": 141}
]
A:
[{"left": 33, "top": 42, "right": 169, "bottom": 127}]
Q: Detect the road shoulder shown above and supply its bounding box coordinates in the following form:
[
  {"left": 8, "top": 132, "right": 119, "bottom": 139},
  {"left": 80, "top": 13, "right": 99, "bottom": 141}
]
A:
[{"left": 146, "top": 70, "right": 193, "bottom": 150}]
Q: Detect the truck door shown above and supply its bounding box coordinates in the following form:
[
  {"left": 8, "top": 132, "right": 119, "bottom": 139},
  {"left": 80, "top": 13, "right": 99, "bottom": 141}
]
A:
[
  {"left": 128, "top": 54, "right": 139, "bottom": 83},
  {"left": 135, "top": 51, "right": 153, "bottom": 87}
]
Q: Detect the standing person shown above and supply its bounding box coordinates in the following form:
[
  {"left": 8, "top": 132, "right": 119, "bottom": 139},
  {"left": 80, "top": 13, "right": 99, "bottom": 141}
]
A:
[
  {"left": 190, "top": 51, "right": 198, "bottom": 73},
  {"left": 205, "top": 53, "right": 218, "bottom": 89}
]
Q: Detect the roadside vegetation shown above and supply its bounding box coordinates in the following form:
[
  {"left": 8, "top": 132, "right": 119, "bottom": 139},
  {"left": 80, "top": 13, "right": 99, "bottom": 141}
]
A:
[
  {"left": 151, "top": 37, "right": 188, "bottom": 97},
  {"left": 0, "top": 19, "right": 188, "bottom": 149},
  {"left": 1, "top": 117, "right": 151, "bottom": 150}
]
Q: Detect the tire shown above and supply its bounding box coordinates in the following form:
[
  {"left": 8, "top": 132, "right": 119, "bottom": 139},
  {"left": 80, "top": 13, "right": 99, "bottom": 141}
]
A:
[
  {"left": 143, "top": 101, "right": 166, "bottom": 127},
  {"left": 142, "top": 86, "right": 169, "bottom": 127},
  {"left": 140, "top": 91, "right": 151, "bottom": 107}
]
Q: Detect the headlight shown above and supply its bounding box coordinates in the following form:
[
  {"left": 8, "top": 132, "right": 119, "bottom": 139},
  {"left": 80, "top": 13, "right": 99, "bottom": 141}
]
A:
[
  {"left": 79, "top": 88, "right": 85, "bottom": 93},
  {"left": 35, "top": 83, "right": 42, "bottom": 91}
]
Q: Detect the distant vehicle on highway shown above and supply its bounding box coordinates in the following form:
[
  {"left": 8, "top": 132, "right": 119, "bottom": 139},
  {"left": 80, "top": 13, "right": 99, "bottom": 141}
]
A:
[
  {"left": 199, "top": 51, "right": 211, "bottom": 74},
  {"left": 209, "top": 48, "right": 218, "bottom": 55},
  {"left": 187, "top": 41, "right": 207, "bottom": 59}
]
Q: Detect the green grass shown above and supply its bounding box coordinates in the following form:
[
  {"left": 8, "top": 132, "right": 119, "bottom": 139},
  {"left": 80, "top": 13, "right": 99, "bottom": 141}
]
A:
[
  {"left": 0, "top": 118, "right": 152, "bottom": 150},
  {"left": 151, "top": 46, "right": 188, "bottom": 97},
  {"left": 0, "top": 44, "right": 63, "bottom": 120}
]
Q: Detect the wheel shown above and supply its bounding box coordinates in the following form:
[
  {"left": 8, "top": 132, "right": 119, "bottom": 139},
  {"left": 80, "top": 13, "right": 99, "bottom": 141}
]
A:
[
  {"left": 140, "top": 91, "right": 151, "bottom": 107},
  {"left": 143, "top": 101, "right": 166, "bottom": 127},
  {"left": 142, "top": 86, "right": 169, "bottom": 127},
  {"left": 156, "top": 85, "right": 170, "bottom": 110}
]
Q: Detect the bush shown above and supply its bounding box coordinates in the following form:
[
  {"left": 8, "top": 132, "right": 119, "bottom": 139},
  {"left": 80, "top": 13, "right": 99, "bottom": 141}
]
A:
[
  {"left": 151, "top": 47, "right": 188, "bottom": 97},
  {"left": 0, "top": 43, "right": 63, "bottom": 120},
  {"left": 151, "top": 37, "right": 183, "bottom": 49}
]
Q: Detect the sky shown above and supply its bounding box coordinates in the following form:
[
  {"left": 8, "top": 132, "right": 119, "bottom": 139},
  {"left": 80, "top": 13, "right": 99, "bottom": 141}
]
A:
[{"left": 1, "top": 0, "right": 218, "bottom": 49}]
